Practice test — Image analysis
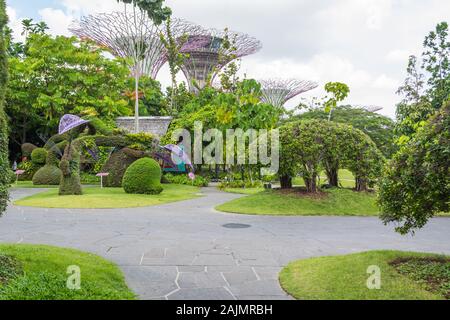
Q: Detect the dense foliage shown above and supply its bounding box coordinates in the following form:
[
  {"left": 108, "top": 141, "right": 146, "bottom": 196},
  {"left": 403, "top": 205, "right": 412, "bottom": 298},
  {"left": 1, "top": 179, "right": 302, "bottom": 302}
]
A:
[
  {"left": 101, "top": 148, "right": 148, "bottom": 187},
  {"left": 291, "top": 105, "right": 397, "bottom": 158},
  {"left": 378, "top": 102, "right": 449, "bottom": 234},
  {"left": 123, "top": 158, "right": 163, "bottom": 194},
  {"left": 0, "top": 0, "right": 8, "bottom": 216},
  {"left": 164, "top": 173, "right": 209, "bottom": 187},
  {"left": 117, "top": 0, "right": 171, "bottom": 25},
  {"left": 279, "top": 120, "right": 384, "bottom": 192},
  {"left": 5, "top": 33, "right": 130, "bottom": 155},
  {"left": 395, "top": 22, "right": 450, "bottom": 140},
  {"left": 378, "top": 22, "right": 450, "bottom": 234}
]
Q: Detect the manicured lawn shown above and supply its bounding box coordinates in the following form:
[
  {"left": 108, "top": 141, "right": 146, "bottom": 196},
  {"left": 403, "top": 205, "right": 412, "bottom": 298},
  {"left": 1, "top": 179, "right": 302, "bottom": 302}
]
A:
[
  {"left": 0, "top": 244, "right": 135, "bottom": 300},
  {"left": 279, "top": 251, "right": 449, "bottom": 300},
  {"left": 216, "top": 188, "right": 379, "bottom": 216},
  {"left": 14, "top": 184, "right": 200, "bottom": 209}
]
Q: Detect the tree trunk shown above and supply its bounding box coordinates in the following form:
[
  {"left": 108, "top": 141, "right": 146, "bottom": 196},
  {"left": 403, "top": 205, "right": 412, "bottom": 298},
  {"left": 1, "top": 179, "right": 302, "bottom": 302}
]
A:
[
  {"left": 280, "top": 175, "right": 292, "bottom": 189},
  {"left": 326, "top": 168, "right": 339, "bottom": 187},
  {"left": 355, "top": 177, "right": 368, "bottom": 192},
  {"left": 304, "top": 175, "right": 318, "bottom": 193}
]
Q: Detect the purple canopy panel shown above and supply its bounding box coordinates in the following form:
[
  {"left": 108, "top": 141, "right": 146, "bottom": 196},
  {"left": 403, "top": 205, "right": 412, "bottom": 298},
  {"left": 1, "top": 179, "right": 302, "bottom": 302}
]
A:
[{"left": 59, "top": 114, "right": 90, "bottom": 135}]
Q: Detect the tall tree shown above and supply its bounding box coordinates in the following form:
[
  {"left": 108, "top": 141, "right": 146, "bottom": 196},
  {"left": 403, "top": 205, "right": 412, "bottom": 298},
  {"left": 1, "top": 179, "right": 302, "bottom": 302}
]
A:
[
  {"left": 5, "top": 34, "right": 130, "bottom": 153},
  {"left": 0, "top": 0, "right": 9, "bottom": 216},
  {"left": 396, "top": 22, "right": 450, "bottom": 140}
]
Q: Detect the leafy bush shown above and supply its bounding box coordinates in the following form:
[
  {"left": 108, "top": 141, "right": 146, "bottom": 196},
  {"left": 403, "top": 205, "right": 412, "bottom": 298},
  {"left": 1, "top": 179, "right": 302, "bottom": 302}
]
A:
[
  {"left": 218, "top": 180, "right": 262, "bottom": 189},
  {"left": 80, "top": 173, "right": 100, "bottom": 185},
  {"left": 17, "top": 161, "right": 39, "bottom": 181},
  {"left": 164, "top": 173, "right": 209, "bottom": 187},
  {"left": 31, "top": 148, "right": 47, "bottom": 165},
  {"left": 122, "top": 158, "right": 163, "bottom": 195}
]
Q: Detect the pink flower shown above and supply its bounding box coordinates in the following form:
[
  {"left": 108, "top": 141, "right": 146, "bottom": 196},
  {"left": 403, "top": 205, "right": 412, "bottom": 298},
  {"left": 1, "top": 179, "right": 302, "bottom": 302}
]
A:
[{"left": 188, "top": 172, "right": 196, "bottom": 180}]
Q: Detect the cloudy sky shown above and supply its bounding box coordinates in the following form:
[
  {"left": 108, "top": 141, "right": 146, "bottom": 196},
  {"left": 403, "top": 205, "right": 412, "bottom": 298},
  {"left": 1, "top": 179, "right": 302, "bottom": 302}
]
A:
[{"left": 5, "top": 0, "right": 450, "bottom": 118}]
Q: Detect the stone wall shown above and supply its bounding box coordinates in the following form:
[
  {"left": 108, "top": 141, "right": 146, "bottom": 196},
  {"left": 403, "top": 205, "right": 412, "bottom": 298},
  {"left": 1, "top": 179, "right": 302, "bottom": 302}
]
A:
[{"left": 116, "top": 117, "right": 173, "bottom": 137}]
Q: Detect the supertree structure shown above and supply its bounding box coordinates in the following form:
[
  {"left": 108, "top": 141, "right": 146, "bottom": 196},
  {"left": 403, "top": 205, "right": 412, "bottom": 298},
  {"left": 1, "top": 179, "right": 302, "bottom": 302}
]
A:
[
  {"left": 70, "top": 10, "right": 203, "bottom": 131},
  {"left": 70, "top": 12, "right": 203, "bottom": 79},
  {"left": 259, "top": 79, "right": 318, "bottom": 108},
  {"left": 180, "top": 28, "right": 262, "bottom": 92}
]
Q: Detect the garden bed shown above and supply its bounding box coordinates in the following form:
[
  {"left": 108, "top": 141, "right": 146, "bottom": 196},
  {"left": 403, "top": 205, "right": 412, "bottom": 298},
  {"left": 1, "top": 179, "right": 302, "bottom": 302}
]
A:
[{"left": 279, "top": 251, "right": 449, "bottom": 300}]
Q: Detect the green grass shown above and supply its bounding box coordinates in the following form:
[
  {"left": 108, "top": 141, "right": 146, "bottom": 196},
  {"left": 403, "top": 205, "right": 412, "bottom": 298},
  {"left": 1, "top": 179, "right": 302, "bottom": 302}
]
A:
[
  {"left": 0, "top": 244, "right": 135, "bottom": 300},
  {"left": 279, "top": 251, "right": 449, "bottom": 300},
  {"left": 216, "top": 188, "right": 379, "bottom": 216},
  {"left": 14, "top": 184, "right": 200, "bottom": 209},
  {"left": 293, "top": 169, "right": 356, "bottom": 189}
]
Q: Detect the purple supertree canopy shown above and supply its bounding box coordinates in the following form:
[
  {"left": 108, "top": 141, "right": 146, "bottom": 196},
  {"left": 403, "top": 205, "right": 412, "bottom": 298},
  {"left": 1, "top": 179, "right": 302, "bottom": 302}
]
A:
[
  {"left": 180, "top": 28, "right": 262, "bottom": 92},
  {"left": 69, "top": 11, "right": 203, "bottom": 79},
  {"left": 259, "top": 79, "right": 318, "bottom": 108}
]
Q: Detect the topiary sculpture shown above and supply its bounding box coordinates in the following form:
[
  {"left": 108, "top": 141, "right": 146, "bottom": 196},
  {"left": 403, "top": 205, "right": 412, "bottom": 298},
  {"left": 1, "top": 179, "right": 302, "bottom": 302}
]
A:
[
  {"left": 122, "top": 158, "right": 163, "bottom": 195},
  {"left": 32, "top": 148, "right": 62, "bottom": 185},
  {"left": 101, "top": 148, "right": 148, "bottom": 187}
]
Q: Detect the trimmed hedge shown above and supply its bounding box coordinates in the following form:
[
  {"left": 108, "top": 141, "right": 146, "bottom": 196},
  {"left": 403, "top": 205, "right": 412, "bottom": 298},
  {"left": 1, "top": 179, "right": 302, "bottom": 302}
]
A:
[
  {"left": 122, "top": 158, "right": 163, "bottom": 195},
  {"left": 31, "top": 148, "right": 47, "bottom": 165},
  {"left": 0, "top": 0, "right": 9, "bottom": 216}
]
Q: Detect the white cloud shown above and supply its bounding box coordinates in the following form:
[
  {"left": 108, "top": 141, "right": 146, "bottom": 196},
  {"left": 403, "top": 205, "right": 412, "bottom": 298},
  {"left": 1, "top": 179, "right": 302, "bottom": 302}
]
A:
[
  {"left": 38, "top": 8, "right": 73, "bottom": 36},
  {"left": 6, "top": 6, "right": 24, "bottom": 42},
  {"left": 372, "top": 74, "right": 399, "bottom": 89},
  {"left": 386, "top": 49, "right": 411, "bottom": 62}
]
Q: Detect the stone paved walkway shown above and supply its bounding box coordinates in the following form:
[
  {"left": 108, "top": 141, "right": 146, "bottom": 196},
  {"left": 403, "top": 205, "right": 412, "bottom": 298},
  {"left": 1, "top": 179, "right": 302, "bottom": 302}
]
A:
[{"left": 1, "top": 187, "right": 449, "bottom": 300}]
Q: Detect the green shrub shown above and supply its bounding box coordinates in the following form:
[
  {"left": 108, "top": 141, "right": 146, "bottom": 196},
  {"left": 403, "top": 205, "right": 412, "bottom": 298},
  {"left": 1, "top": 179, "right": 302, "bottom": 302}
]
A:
[
  {"left": 218, "top": 180, "right": 262, "bottom": 189},
  {"left": 122, "top": 158, "right": 163, "bottom": 195},
  {"left": 17, "top": 161, "right": 39, "bottom": 181},
  {"left": 31, "top": 148, "right": 47, "bottom": 165},
  {"left": 164, "top": 173, "right": 209, "bottom": 187},
  {"left": 32, "top": 165, "right": 62, "bottom": 185},
  {"left": 80, "top": 173, "right": 100, "bottom": 185}
]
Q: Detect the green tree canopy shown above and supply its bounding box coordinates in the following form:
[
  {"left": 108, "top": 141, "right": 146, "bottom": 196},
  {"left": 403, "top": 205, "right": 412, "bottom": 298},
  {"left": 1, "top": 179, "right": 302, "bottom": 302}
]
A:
[
  {"left": 5, "top": 33, "right": 131, "bottom": 153},
  {"left": 117, "top": 0, "right": 171, "bottom": 25},
  {"left": 279, "top": 120, "right": 384, "bottom": 192},
  {"left": 290, "top": 105, "right": 397, "bottom": 158},
  {"left": 378, "top": 101, "right": 449, "bottom": 234}
]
